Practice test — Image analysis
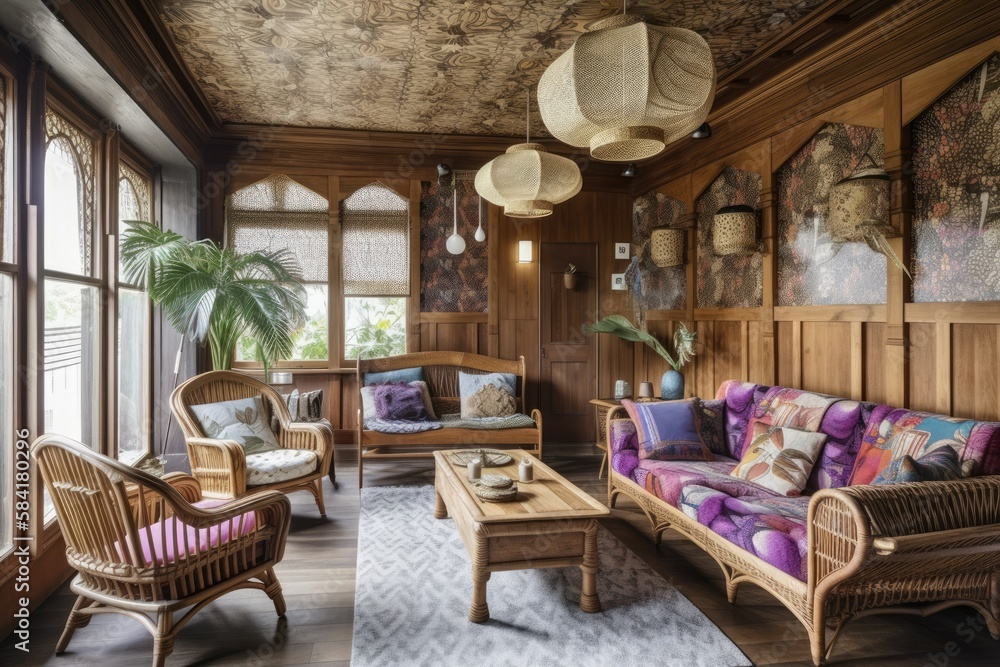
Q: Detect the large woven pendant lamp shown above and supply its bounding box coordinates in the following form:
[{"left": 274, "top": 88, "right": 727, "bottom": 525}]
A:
[
  {"left": 475, "top": 90, "right": 582, "bottom": 218},
  {"left": 537, "top": 11, "right": 715, "bottom": 162}
]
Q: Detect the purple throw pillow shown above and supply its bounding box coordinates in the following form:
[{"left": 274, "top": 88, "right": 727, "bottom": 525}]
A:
[
  {"left": 373, "top": 383, "right": 429, "bottom": 421},
  {"left": 621, "top": 398, "right": 712, "bottom": 462}
]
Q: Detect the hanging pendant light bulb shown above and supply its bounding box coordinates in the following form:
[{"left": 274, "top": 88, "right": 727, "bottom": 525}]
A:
[
  {"left": 537, "top": 2, "right": 716, "bottom": 162},
  {"left": 474, "top": 195, "right": 486, "bottom": 242},
  {"left": 475, "top": 88, "right": 582, "bottom": 218},
  {"left": 446, "top": 181, "right": 466, "bottom": 255}
]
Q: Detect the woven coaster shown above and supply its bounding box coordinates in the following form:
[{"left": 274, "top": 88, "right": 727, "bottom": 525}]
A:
[
  {"left": 474, "top": 482, "right": 518, "bottom": 502},
  {"left": 478, "top": 474, "right": 514, "bottom": 489},
  {"left": 448, "top": 449, "right": 513, "bottom": 467}
]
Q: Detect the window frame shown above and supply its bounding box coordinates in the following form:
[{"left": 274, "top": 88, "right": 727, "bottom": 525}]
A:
[
  {"left": 39, "top": 95, "right": 104, "bottom": 528},
  {"left": 115, "top": 148, "right": 155, "bottom": 463},
  {"left": 0, "top": 62, "right": 17, "bottom": 565}
]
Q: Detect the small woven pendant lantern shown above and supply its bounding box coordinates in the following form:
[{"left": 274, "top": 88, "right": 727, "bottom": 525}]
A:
[
  {"left": 537, "top": 14, "right": 716, "bottom": 162},
  {"left": 650, "top": 227, "right": 685, "bottom": 267},
  {"left": 713, "top": 205, "right": 758, "bottom": 255},
  {"left": 475, "top": 89, "right": 582, "bottom": 218}
]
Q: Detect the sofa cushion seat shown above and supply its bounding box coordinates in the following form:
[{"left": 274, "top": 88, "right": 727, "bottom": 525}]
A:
[
  {"left": 633, "top": 456, "right": 774, "bottom": 508},
  {"left": 679, "top": 485, "right": 810, "bottom": 581}
]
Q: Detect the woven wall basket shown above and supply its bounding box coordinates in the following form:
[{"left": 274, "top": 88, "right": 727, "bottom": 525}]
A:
[
  {"left": 713, "top": 205, "right": 758, "bottom": 255},
  {"left": 537, "top": 14, "right": 716, "bottom": 162},
  {"left": 828, "top": 168, "right": 892, "bottom": 242},
  {"left": 650, "top": 227, "right": 685, "bottom": 267}
]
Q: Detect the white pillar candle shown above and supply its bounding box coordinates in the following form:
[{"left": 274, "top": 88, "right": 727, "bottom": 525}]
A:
[
  {"left": 468, "top": 458, "right": 481, "bottom": 481},
  {"left": 519, "top": 459, "right": 533, "bottom": 483}
]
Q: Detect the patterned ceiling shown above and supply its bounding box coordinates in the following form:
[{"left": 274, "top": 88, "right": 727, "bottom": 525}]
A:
[{"left": 156, "top": 0, "right": 828, "bottom": 136}]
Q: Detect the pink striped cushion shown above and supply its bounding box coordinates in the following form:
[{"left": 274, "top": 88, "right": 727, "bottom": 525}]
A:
[{"left": 115, "top": 499, "right": 257, "bottom": 566}]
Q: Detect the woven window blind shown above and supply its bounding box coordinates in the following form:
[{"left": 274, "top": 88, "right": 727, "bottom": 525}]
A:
[
  {"left": 341, "top": 183, "right": 409, "bottom": 296},
  {"left": 225, "top": 174, "right": 329, "bottom": 282}
]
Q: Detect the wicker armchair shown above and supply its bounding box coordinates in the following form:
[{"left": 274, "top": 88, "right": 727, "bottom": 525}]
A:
[
  {"left": 171, "top": 370, "right": 333, "bottom": 516},
  {"left": 31, "top": 435, "right": 291, "bottom": 667}
]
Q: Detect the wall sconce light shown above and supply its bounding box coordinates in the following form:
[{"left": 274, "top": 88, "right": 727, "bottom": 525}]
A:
[
  {"left": 650, "top": 227, "right": 685, "bottom": 267},
  {"left": 713, "top": 205, "right": 758, "bottom": 255},
  {"left": 518, "top": 240, "right": 533, "bottom": 263}
]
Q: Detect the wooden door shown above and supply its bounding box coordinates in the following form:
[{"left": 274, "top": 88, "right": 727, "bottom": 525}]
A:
[{"left": 540, "top": 243, "right": 598, "bottom": 442}]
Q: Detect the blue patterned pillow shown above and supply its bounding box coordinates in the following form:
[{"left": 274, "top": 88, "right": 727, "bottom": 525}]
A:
[
  {"left": 363, "top": 367, "right": 423, "bottom": 386},
  {"left": 621, "top": 398, "right": 712, "bottom": 462}
]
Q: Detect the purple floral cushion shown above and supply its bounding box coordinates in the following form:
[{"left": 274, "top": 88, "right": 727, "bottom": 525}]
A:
[
  {"left": 716, "top": 380, "right": 772, "bottom": 459},
  {"left": 621, "top": 399, "right": 712, "bottom": 462},
  {"left": 680, "top": 485, "right": 810, "bottom": 581},
  {"left": 373, "top": 382, "right": 429, "bottom": 421}
]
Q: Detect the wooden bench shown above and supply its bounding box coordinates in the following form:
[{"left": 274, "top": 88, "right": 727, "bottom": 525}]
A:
[{"left": 356, "top": 351, "right": 542, "bottom": 488}]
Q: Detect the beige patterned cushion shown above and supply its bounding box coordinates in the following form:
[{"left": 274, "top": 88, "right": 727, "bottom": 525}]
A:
[{"left": 245, "top": 448, "right": 319, "bottom": 486}]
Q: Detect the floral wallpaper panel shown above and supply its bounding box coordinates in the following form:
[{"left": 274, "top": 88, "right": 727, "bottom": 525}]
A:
[
  {"left": 912, "top": 53, "right": 1000, "bottom": 302},
  {"left": 420, "top": 176, "right": 488, "bottom": 312},
  {"left": 776, "top": 123, "right": 887, "bottom": 306},
  {"left": 696, "top": 167, "right": 763, "bottom": 308},
  {"left": 630, "top": 192, "right": 687, "bottom": 320}
]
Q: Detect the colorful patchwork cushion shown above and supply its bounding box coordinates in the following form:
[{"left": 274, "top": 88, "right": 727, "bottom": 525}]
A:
[
  {"left": 730, "top": 419, "right": 827, "bottom": 497},
  {"left": 679, "top": 485, "right": 810, "bottom": 581},
  {"left": 190, "top": 396, "right": 281, "bottom": 454},
  {"left": 621, "top": 399, "right": 713, "bottom": 462},
  {"left": 373, "top": 382, "right": 430, "bottom": 421},
  {"left": 458, "top": 372, "right": 517, "bottom": 419},
  {"left": 872, "top": 447, "right": 975, "bottom": 485},
  {"left": 633, "top": 457, "right": 754, "bottom": 508},
  {"left": 848, "top": 410, "right": 981, "bottom": 486},
  {"left": 806, "top": 399, "right": 874, "bottom": 491},
  {"left": 245, "top": 448, "right": 318, "bottom": 486},
  {"left": 609, "top": 418, "right": 640, "bottom": 479},
  {"left": 758, "top": 387, "right": 839, "bottom": 432},
  {"left": 114, "top": 498, "right": 257, "bottom": 566},
  {"left": 363, "top": 367, "right": 424, "bottom": 386}
]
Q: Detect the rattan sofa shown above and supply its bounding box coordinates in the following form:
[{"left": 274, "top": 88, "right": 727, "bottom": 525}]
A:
[
  {"left": 607, "top": 380, "right": 1000, "bottom": 665},
  {"left": 356, "top": 351, "right": 542, "bottom": 488}
]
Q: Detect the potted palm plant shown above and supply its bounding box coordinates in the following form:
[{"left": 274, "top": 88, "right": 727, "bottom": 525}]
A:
[
  {"left": 120, "top": 220, "right": 307, "bottom": 371},
  {"left": 583, "top": 315, "right": 697, "bottom": 399}
]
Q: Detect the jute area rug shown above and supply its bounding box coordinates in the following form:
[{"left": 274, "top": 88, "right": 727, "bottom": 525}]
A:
[{"left": 352, "top": 486, "right": 750, "bottom": 667}]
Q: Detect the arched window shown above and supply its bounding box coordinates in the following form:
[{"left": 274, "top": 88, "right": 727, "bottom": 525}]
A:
[
  {"left": 42, "top": 106, "right": 100, "bottom": 520},
  {"left": 341, "top": 183, "right": 409, "bottom": 361},
  {"left": 226, "top": 174, "right": 330, "bottom": 362}
]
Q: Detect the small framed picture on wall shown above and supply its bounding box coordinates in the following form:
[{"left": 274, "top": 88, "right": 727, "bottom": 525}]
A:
[
  {"left": 615, "top": 243, "right": 630, "bottom": 259},
  {"left": 611, "top": 273, "right": 627, "bottom": 290}
]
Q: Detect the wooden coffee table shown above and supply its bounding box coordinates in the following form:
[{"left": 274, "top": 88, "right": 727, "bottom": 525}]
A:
[{"left": 432, "top": 449, "right": 610, "bottom": 623}]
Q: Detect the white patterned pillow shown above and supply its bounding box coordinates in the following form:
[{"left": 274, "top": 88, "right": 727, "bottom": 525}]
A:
[
  {"left": 458, "top": 372, "right": 517, "bottom": 419},
  {"left": 190, "top": 396, "right": 281, "bottom": 455},
  {"left": 245, "top": 449, "right": 318, "bottom": 486}
]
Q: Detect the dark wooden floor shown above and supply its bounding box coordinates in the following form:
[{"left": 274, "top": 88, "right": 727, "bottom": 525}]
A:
[{"left": 3, "top": 444, "right": 1000, "bottom": 666}]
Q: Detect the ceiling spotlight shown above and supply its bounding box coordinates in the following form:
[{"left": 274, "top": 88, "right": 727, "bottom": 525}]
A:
[
  {"left": 437, "top": 162, "right": 452, "bottom": 186},
  {"left": 691, "top": 122, "right": 712, "bottom": 139},
  {"left": 622, "top": 163, "right": 637, "bottom": 178}
]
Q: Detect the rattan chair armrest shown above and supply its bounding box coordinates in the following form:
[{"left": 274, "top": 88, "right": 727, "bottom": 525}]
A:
[
  {"left": 530, "top": 408, "right": 543, "bottom": 429},
  {"left": 185, "top": 437, "right": 247, "bottom": 497},
  {"left": 171, "top": 489, "right": 292, "bottom": 529},
  {"left": 280, "top": 421, "right": 333, "bottom": 471}
]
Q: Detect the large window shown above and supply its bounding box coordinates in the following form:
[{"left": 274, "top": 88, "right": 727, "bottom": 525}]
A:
[
  {"left": 0, "top": 73, "right": 14, "bottom": 559},
  {"left": 43, "top": 106, "right": 101, "bottom": 521},
  {"left": 117, "top": 162, "right": 153, "bottom": 462},
  {"left": 226, "top": 174, "right": 330, "bottom": 365},
  {"left": 341, "top": 183, "right": 410, "bottom": 362}
]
